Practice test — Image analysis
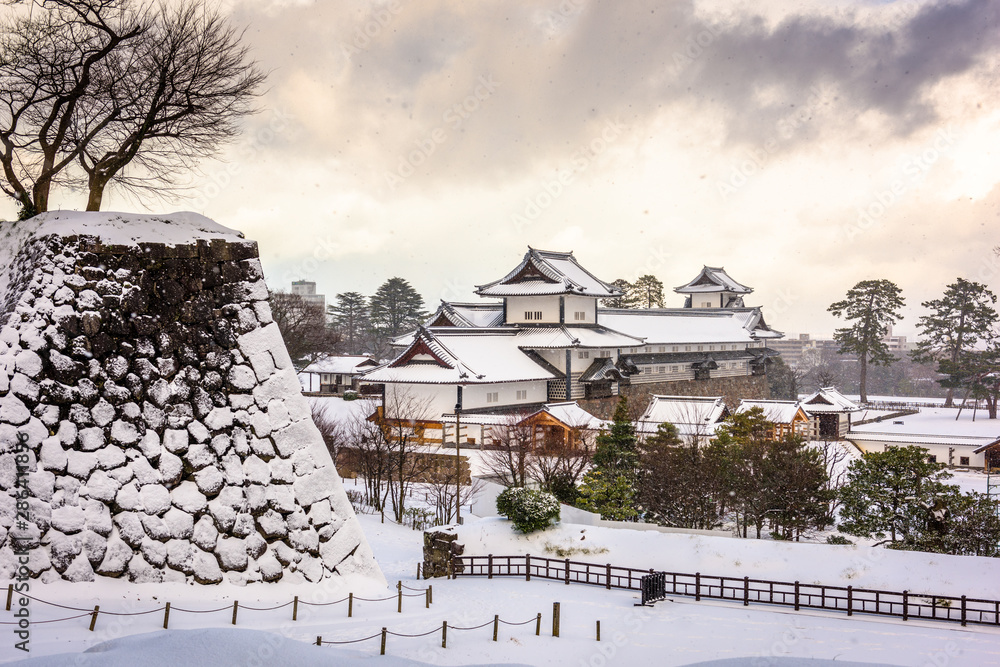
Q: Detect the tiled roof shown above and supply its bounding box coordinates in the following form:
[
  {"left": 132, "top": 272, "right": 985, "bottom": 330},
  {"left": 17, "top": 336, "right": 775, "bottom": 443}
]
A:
[
  {"left": 476, "top": 248, "right": 621, "bottom": 297},
  {"left": 674, "top": 266, "right": 753, "bottom": 295}
]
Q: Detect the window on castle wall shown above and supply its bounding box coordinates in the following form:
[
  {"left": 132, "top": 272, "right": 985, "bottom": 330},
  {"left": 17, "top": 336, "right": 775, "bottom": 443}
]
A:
[
  {"left": 516, "top": 390, "right": 527, "bottom": 400},
  {"left": 486, "top": 392, "right": 499, "bottom": 403},
  {"left": 960, "top": 456, "right": 970, "bottom": 466},
  {"left": 578, "top": 351, "right": 589, "bottom": 359},
  {"left": 574, "top": 311, "right": 586, "bottom": 320}
]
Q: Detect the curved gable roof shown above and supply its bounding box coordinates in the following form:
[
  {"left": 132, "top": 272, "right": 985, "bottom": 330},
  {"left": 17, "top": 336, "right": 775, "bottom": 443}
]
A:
[{"left": 476, "top": 248, "right": 622, "bottom": 297}]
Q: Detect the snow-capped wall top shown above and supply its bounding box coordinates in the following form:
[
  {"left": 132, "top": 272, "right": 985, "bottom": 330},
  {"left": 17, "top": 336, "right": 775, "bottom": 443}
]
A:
[{"left": 11, "top": 210, "right": 244, "bottom": 246}]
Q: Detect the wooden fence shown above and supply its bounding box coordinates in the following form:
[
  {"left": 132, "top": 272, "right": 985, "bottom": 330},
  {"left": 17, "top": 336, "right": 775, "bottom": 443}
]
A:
[{"left": 451, "top": 554, "right": 1000, "bottom": 628}]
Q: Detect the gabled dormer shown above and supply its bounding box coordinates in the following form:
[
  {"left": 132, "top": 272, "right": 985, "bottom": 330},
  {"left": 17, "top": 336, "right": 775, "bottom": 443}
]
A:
[
  {"left": 475, "top": 248, "right": 621, "bottom": 325},
  {"left": 675, "top": 266, "right": 753, "bottom": 309}
]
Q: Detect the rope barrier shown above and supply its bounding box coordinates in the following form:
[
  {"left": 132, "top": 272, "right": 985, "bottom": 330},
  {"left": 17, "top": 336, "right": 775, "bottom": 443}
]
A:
[
  {"left": 0, "top": 612, "right": 93, "bottom": 625},
  {"left": 499, "top": 616, "right": 540, "bottom": 626},
  {"left": 320, "top": 633, "right": 383, "bottom": 645},
  {"left": 170, "top": 605, "right": 236, "bottom": 614},
  {"left": 385, "top": 627, "right": 442, "bottom": 638},
  {"left": 237, "top": 601, "right": 294, "bottom": 612},
  {"left": 298, "top": 596, "right": 350, "bottom": 607},
  {"left": 447, "top": 619, "right": 495, "bottom": 631}
]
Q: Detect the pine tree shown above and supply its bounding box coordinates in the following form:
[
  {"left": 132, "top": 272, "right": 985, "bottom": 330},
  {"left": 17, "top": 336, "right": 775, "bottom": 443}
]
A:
[
  {"left": 827, "top": 279, "right": 905, "bottom": 403},
  {"left": 910, "top": 278, "right": 998, "bottom": 407},
  {"left": 368, "top": 277, "right": 426, "bottom": 355},
  {"left": 577, "top": 396, "right": 639, "bottom": 520},
  {"left": 329, "top": 292, "right": 370, "bottom": 355},
  {"left": 638, "top": 423, "right": 722, "bottom": 530},
  {"left": 601, "top": 279, "right": 639, "bottom": 308},
  {"left": 629, "top": 275, "right": 666, "bottom": 308},
  {"left": 837, "top": 446, "right": 954, "bottom": 545}
]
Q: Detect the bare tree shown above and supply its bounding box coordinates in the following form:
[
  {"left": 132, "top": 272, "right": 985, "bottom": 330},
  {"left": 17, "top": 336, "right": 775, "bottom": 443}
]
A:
[
  {"left": 269, "top": 289, "right": 341, "bottom": 369},
  {"left": 422, "top": 473, "right": 483, "bottom": 526},
  {"left": 343, "top": 406, "right": 393, "bottom": 512},
  {"left": 0, "top": 0, "right": 263, "bottom": 215},
  {"left": 311, "top": 400, "right": 349, "bottom": 470},
  {"left": 380, "top": 386, "right": 436, "bottom": 523},
  {"left": 480, "top": 413, "right": 533, "bottom": 488}
]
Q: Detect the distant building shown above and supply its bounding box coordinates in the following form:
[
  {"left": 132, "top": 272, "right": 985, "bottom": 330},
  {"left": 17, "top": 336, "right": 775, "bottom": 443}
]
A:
[
  {"left": 768, "top": 326, "right": 910, "bottom": 370},
  {"left": 735, "top": 399, "right": 816, "bottom": 439},
  {"left": 291, "top": 279, "right": 326, "bottom": 313},
  {"left": 299, "top": 355, "right": 378, "bottom": 394}
]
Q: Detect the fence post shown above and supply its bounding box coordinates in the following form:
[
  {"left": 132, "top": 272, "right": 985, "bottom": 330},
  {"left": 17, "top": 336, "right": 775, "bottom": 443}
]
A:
[
  {"left": 488, "top": 554, "right": 493, "bottom": 580},
  {"left": 232, "top": 601, "right": 239, "bottom": 625},
  {"left": 442, "top": 621, "right": 448, "bottom": 648},
  {"left": 847, "top": 586, "right": 853, "bottom": 617},
  {"left": 429, "top": 585, "right": 433, "bottom": 605},
  {"left": 743, "top": 577, "right": 749, "bottom": 606},
  {"left": 596, "top": 620, "right": 601, "bottom": 641},
  {"left": 695, "top": 573, "right": 701, "bottom": 602},
  {"left": 493, "top": 614, "right": 499, "bottom": 641},
  {"left": 316, "top": 636, "right": 321, "bottom": 646},
  {"left": 89, "top": 605, "right": 100, "bottom": 632},
  {"left": 962, "top": 596, "right": 967, "bottom": 627},
  {"left": 348, "top": 592, "right": 353, "bottom": 617},
  {"left": 5, "top": 583, "right": 12, "bottom": 611},
  {"left": 902, "top": 591, "right": 908, "bottom": 621},
  {"left": 536, "top": 613, "right": 541, "bottom": 636},
  {"left": 552, "top": 602, "right": 561, "bottom": 637},
  {"left": 526, "top": 554, "right": 531, "bottom": 581},
  {"left": 380, "top": 627, "right": 387, "bottom": 655},
  {"left": 425, "top": 587, "right": 430, "bottom": 609},
  {"left": 565, "top": 559, "right": 570, "bottom": 585},
  {"left": 397, "top": 581, "right": 403, "bottom": 613},
  {"left": 606, "top": 563, "right": 612, "bottom": 590},
  {"left": 417, "top": 562, "right": 421, "bottom": 580},
  {"left": 293, "top": 596, "right": 298, "bottom": 621},
  {"left": 163, "top": 602, "right": 171, "bottom": 629},
  {"left": 794, "top": 581, "right": 800, "bottom": 611}
]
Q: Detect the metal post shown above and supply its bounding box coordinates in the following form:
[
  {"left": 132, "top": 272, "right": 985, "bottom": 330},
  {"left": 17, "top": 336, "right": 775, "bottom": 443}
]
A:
[
  {"left": 565, "top": 558, "right": 570, "bottom": 585},
  {"left": 552, "top": 602, "right": 561, "bottom": 637},
  {"left": 316, "top": 636, "right": 322, "bottom": 646},
  {"left": 606, "top": 563, "right": 612, "bottom": 590},
  {"left": 962, "top": 596, "right": 967, "bottom": 627},
  {"left": 429, "top": 585, "right": 433, "bottom": 605},
  {"left": 5, "top": 584, "right": 12, "bottom": 611},
  {"left": 536, "top": 613, "right": 541, "bottom": 636},
  {"left": 425, "top": 587, "right": 430, "bottom": 609},
  {"left": 903, "top": 591, "right": 908, "bottom": 621},
  {"left": 488, "top": 554, "right": 493, "bottom": 579},
  {"left": 794, "top": 581, "right": 800, "bottom": 611}
]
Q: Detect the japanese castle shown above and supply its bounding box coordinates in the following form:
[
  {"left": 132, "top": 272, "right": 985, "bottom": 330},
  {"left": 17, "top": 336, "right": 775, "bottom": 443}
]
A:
[{"left": 361, "top": 248, "right": 783, "bottom": 442}]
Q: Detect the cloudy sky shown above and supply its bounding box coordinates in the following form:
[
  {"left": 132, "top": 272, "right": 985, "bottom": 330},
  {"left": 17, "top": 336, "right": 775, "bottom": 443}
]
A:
[{"left": 11, "top": 0, "right": 1000, "bottom": 337}]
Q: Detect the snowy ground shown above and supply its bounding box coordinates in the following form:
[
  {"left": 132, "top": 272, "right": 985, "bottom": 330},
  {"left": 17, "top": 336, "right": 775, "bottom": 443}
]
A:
[
  {"left": 5, "top": 512, "right": 1000, "bottom": 666},
  {"left": 853, "top": 408, "right": 1000, "bottom": 439}
]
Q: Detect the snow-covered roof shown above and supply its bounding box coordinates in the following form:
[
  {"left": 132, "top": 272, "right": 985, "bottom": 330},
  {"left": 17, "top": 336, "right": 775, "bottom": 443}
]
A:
[
  {"left": 476, "top": 248, "right": 621, "bottom": 297},
  {"left": 637, "top": 395, "right": 728, "bottom": 436},
  {"left": 514, "top": 325, "right": 643, "bottom": 349},
  {"left": 361, "top": 328, "right": 559, "bottom": 385},
  {"left": 736, "top": 400, "right": 808, "bottom": 424},
  {"left": 426, "top": 301, "right": 505, "bottom": 328},
  {"left": 729, "top": 308, "right": 785, "bottom": 339},
  {"left": 530, "top": 401, "right": 608, "bottom": 430},
  {"left": 598, "top": 309, "right": 755, "bottom": 345},
  {"left": 300, "top": 355, "right": 378, "bottom": 375},
  {"left": 846, "top": 431, "right": 1000, "bottom": 450},
  {"left": 801, "top": 387, "right": 862, "bottom": 413},
  {"left": 674, "top": 266, "right": 753, "bottom": 295}
]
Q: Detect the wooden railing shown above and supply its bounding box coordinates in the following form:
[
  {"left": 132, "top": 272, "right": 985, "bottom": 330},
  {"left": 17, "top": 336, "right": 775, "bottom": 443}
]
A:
[{"left": 451, "top": 554, "right": 1000, "bottom": 628}]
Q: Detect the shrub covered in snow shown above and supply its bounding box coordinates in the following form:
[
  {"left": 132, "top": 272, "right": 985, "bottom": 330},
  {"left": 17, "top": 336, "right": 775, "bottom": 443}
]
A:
[{"left": 496, "top": 487, "right": 560, "bottom": 534}]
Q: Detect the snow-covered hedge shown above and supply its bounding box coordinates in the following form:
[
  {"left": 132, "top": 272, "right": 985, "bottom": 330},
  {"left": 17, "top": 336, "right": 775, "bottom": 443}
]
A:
[{"left": 496, "top": 487, "right": 560, "bottom": 533}]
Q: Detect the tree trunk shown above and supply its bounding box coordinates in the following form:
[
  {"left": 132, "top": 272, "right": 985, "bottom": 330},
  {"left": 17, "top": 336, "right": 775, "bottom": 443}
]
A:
[
  {"left": 944, "top": 387, "right": 955, "bottom": 409},
  {"left": 86, "top": 178, "right": 108, "bottom": 211},
  {"left": 859, "top": 356, "right": 869, "bottom": 404}
]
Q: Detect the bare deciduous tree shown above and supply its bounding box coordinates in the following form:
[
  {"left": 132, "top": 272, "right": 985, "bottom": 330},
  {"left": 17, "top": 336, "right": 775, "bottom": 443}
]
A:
[
  {"left": 0, "top": 0, "right": 263, "bottom": 215},
  {"left": 269, "top": 289, "right": 341, "bottom": 369},
  {"left": 480, "top": 413, "right": 533, "bottom": 488}
]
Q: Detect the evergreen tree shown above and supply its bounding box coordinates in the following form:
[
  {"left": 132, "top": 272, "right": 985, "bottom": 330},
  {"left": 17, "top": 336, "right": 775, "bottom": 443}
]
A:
[
  {"left": 910, "top": 278, "right": 998, "bottom": 407},
  {"left": 827, "top": 279, "right": 905, "bottom": 403},
  {"left": 629, "top": 275, "right": 666, "bottom": 308},
  {"left": 638, "top": 423, "right": 722, "bottom": 530},
  {"left": 837, "top": 446, "right": 953, "bottom": 545},
  {"left": 767, "top": 357, "right": 801, "bottom": 400},
  {"left": 329, "top": 291, "right": 370, "bottom": 355},
  {"left": 577, "top": 396, "right": 639, "bottom": 520},
  {"left": 368, "top": 277, "right": 426, "bottom": 355},
  {"left": 601, "top": 279, "right": 639, "bottom": 308}
]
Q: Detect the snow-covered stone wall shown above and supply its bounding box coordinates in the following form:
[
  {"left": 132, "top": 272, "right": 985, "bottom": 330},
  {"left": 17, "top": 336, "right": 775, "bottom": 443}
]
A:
[{"left": 0, "top": 212, "right": 383, "bottom": 585}]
